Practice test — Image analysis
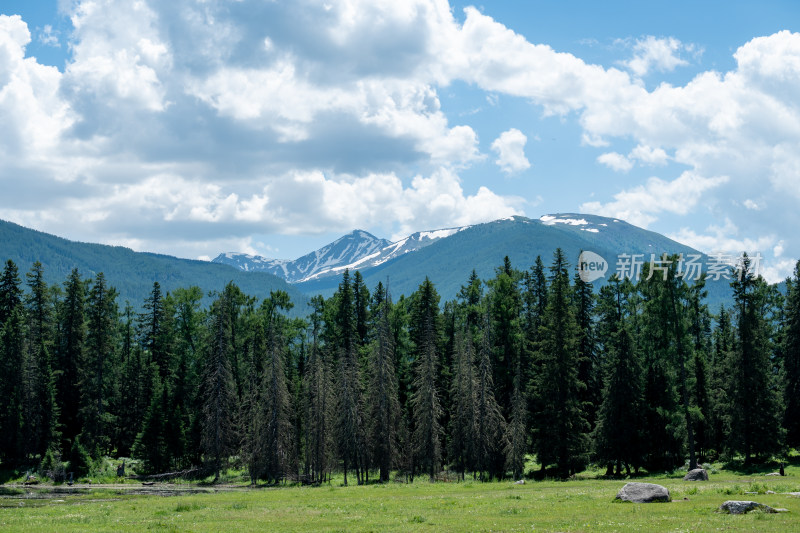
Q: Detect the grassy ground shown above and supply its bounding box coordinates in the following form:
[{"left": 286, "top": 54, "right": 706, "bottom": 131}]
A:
[{"left": 2, "top": 468, "right": 799, "bottom": 532}]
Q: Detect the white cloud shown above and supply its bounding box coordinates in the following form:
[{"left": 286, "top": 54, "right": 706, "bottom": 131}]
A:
[
  {"left": 64, "top": 0, "right": 171, "bottom": 112},
  {"left": 743, "top": 199, "right": 762, "bottom": 210},
  {"left": 581, "top": 172, "right": 729, "bottom": 227},
  {"left": 597, "top": 152, "right": 633, "bottom": 172},
  {"left": 629, "top": 144, "right": 669, "bottom": 166},
  {"left": 670, "top": 218, "right": 774, "bottom": 256},
  {"left": 668, "top": 218, "right": 792, "bottom": 282},
  {"left": 491, "top": 128, "right": 530, "bottom": 174},
  {"left": 38, "top": 24, "right": 60, "bottom": 47},
  {"left": 621, "top": 36, "right": 691, "bottom": 77},
  {"left": 0, "top": 15, "right": 73, "bottom": 159}
]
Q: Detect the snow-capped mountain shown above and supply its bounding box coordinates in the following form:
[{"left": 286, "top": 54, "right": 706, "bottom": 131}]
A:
[
  {"left": 213, "top": 226, "right": 472, "bottom": 283},
  {"left": 214, "top": 230, "right": 391, "bottom": 283}
]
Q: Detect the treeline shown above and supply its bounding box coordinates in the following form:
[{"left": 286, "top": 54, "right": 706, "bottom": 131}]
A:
[{"left": 1, "top": 250, "right": 799, "bottom": 483}]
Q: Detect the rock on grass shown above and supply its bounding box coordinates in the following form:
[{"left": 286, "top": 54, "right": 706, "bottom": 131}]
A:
[
  {"left": 717, "top": 501, "right": 788, "bottom": 514},
  {"left": 683, "top": 468, "right": 709, "bottom": 481},
  {"left": 615, "top": 482, "right": 671, "bottom": 503}
]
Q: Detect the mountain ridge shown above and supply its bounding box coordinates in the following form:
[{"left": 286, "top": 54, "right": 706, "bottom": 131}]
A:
[
  {"left": 0, "top": 218, "right": 308, "bottom": 313},
  {"left": 213, "top": 225, "right": 471, "bottom": 283}
]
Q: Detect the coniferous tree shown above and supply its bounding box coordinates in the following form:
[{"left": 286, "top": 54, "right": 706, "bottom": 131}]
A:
[
  {"left": 0, "top": 259, "right": 22, "bottom": 324},
  {"left": 410, "top": 278, "right": 443, "bottom": 481},
  {"left": 505, "top": 349, "right": 527, "bottom": 480},
  {"left": 366, "top": 282, "right": 400, "bottom": 482},
  {"left": 115, "top": 303, "right": 146, "bottom": 456},
  {"left": 353, "top": 271, "right": 370, "bottom": 348},
  {"left": 254, "top": 330, "right": 294, "bottom": 483},
  {"left": 0, "top": 260, "right": 24, "bottom": 465},
  {"left": 488, "top": 257, "right": 522, "bottom": 418},
  {"left": 688, "top": 277, "right": 712, "bottom": 461},
  {"left": 55, "top": 268, "right": 86, "bottom": 452},
  {"left": 303, "top": 296, "right": 334, "bottom": 484},
  {"left": 531, "top": 249, "right": 588, "bottom": 477},
  {"left": 449, "top": 329, "right": 477, "bottom": 479},
  {"left": 474, "top": 310, "right": 507, "bottom": 479},
  {"left": 784, "top": 261, "right": 800, "bottom": 449},
  {"left": 141, "top": 282, "right": 171, "bottom": 381},
  {"left": 637, "top": 259, "right": 685, "bottom": 472},
  {"left": 523, "top": 256, "right": 547, "bottom": 422},
  {"left": 334, "top": 271, "right": 366, "bottom": 485},
  {"left": 200, "top": 290, "right": 238, "bottom": 481},
  {"left": 165, "top": 287, "right": 204, "bottom": 468},
  {"left": 593, "top": 276, "right": 644, "bottom": 475},
  {"left": 458, "top": 270, "right": 483, "bottom": 335},
  {"left": 132, "top": 374, "right": 169, "bottom": 473},
  {"left": 708, "top": 306, "right": 734, "bottom": 456},
  {"left": 22, "top": 262, "right": 58, "bottom": 460},
  {"left": 79, "top": 273, "right": 118, "bottom": 455},
  {"left": 573, "top": 271, "right": 599, "bottom": 430},
  {"left": 728, "top": 254, "right": 784, "bottom": 464}
]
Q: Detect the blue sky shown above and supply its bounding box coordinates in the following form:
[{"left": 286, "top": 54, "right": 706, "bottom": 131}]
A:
[{"left": 1, "top": 0, "right": 799, "bottom": 280}]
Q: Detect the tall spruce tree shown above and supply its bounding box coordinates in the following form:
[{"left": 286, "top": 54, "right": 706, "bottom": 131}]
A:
[
  {"left": 251, "top": 329, "right": 294, "bottom": 483},
  {"left": 531, "top": 249, "right": 588, "bottom": 477},
  {"left": 22, "top": 262, "right": 58, "bottom": 459},
  {"left": 303, "top": 296, "right": 334, "bottom": 483},
  {"left": 0, "top": 260, "right": 24, "bottom": 465},
  {"left": 449, "top": 329, "right": 477, "bottom": 479},
  {"left": 366, "top": 282, "right": 401, "bottom": 482},
  {"left": 708, "top": 306, "right": 734, "bottom": 456},
  {"left": 573, "top": 271, "right": 599, "bottom": 430},
  {"left": 55, "top": 268, "right": 86, "bottom": 451},
  {"left": 474, "top": 310, "right": 507, "bottom": 479},
  {"left": 688, "top": 277, "right": 712, "bottom": 461},
  {"left": 410, "top": 278, "right": 443, "bottom": 481},
  {"left": 523, "top": 256, "right": 547, "bottom": 422},
  {"left": 115, "top": 303, "right": 146, "bottom": 457},
  {"left": 79, "top": 273, "right": 118, "bottom": 455},
  {"left": 637, "top": 259, "right": 685, "bottom": 472},
  {"left": 200, "top": 290, "right": 238, "bottom": 481},
  {"left": 141, "top": 282, "right": 171, "bottom": 381},
  {"left": 487, "top": 257, "right": 522, "bottom": 417},
  {"left": 334, "top": 270, "right": 366, "bottom": 485},
  {"left": 784, "top": 261, "right": 800, "bottom": 448},
  {"left": 728, "top": 254, "right": 784, "bottom": 464},
  {"left": 592, "top": 276, "right": 644, "bottom": 475}
]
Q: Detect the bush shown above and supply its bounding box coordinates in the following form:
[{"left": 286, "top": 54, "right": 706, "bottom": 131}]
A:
[
  {"left": 68, "top": 438, "right": 93, "bottom": 477},
  {"left": 40, "top": 447, "right": 66, "bottom": 483}
]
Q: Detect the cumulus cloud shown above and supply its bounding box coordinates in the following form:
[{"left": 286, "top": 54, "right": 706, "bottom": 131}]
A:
[
  {"left": 581, "top": 172, "right": 729, "bottom": 227},
  {"left": 597, "top": 152, "right": 633, "bottom": 172},
  {"left": 491, "top": 128, "right": 530, "bottom": 174},
  {"left": 620, "top": 36, "right": 693, "bottom": 77},
  {"left": 629, "top": 144, "right": 669, "bottom": 166},
  {"left": 667, "top": 218, "right": 793, "bottom": 282},
  {"left": 38, "top": 24, "right": 60, "bottom": 47}
]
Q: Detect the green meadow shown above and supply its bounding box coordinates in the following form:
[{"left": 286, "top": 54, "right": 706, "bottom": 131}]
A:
[{"left": 2, "top": 468, "right": 800, "bottom": 532}]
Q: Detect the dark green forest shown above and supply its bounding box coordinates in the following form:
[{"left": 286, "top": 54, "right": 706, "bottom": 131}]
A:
[{"left": 1, "top": 250, "right": 798, "bottom": 484}]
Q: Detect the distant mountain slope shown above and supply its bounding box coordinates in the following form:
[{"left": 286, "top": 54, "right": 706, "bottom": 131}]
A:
[
  {"left": 0, "top": 219, "right": 308, "bottom": 312},
  {"left": 295, "top": 215, "right": 734, "bottom": 308}
]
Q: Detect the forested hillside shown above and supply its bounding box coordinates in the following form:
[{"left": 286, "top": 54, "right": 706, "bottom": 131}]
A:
[
  {"left": 0, "top": 251, "right": 797, "bottom": 483},
  {"left": 0, "top": 219, "right": 307, "bottom": 311}
]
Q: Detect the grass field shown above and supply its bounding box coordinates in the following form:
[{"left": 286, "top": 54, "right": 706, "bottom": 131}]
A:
[{"left": 2, "top": 469, "right": 800, "bottom": 532}]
